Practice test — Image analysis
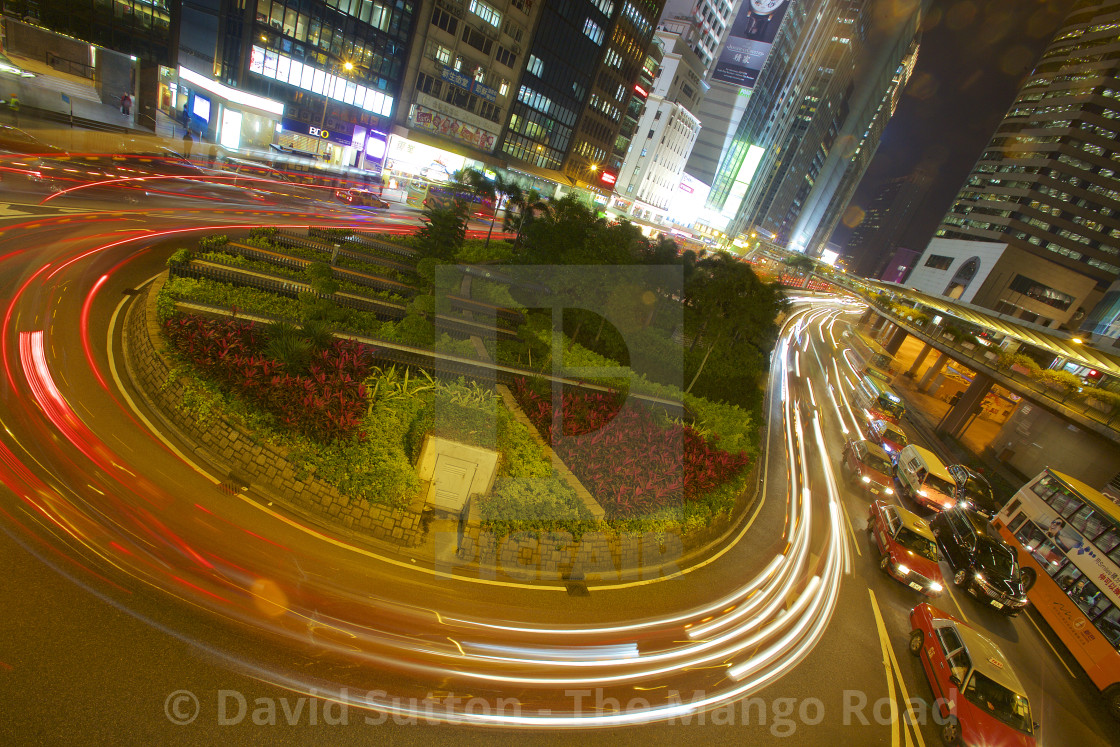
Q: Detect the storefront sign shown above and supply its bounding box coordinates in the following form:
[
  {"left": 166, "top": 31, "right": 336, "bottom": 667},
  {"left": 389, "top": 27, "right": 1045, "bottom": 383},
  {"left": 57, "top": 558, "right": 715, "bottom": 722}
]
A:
[
  {"left": 281, "top": 117, "right": 353, "bottom": 146},
  {"left": 411, "top": 105, "right": 498, "bottom": 152},
  {"left": 441, "top": 66, "right": 474, "bottom": 92},
  {"left": 472, "top": 80, "right": 498, "bottom": 103},
  {"left": 385, "top": 135, "right": 466, "bottom": 178}
]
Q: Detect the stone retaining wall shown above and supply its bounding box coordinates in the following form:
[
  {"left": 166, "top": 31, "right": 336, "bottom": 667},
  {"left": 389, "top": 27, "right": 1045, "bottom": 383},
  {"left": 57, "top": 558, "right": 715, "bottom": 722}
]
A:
[{"left": 123, "top": 276, "right": 426, "bottom": 546}]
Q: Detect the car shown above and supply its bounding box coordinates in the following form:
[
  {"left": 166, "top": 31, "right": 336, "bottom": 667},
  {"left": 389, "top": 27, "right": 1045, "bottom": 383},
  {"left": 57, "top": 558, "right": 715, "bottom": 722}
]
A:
[
  {"left": 930, "top": 506, "right": 1028, "bottom": 615},
  {"left": 840, "top": 439, "right": 895, "bottom": 496},
  {"left": 893, "top": 444, "right": 958, "bottom": 513},
  {"left": 947, "top": 465, "right": 1001, "bottom": 518},
  {"left": 908, "top": 603, "right": 1037, "bottom": 746},
  {"left": 335, "top": 187, "right": 389, "bottom": 208},
  {"left": 867, "top": 500, "right": 944, "bottom": 596},
  {"left": 0, "top": 124, "right": 65, "bottom": 155},
  {"left": 867, "top": 418, "right": 908, "bottom": 455}
]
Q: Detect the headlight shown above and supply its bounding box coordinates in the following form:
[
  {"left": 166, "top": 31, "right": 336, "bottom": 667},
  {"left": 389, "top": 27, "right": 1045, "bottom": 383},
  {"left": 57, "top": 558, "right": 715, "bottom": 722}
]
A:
[
  {"left": 960, "top": 500, "right": 971, "bottom": 508},
  {"left": 885, "top": 487, "right": 894, "bottom": 495},
  {"left": 918, "top": 489, "right": 928, "bottom": 497},
  {"left": 974, "top": 573, "right": 985, "bottom": 583},
  {"left": 861, "top": 475, "right": 871, "bottom": 483},
  {"left": 897, "top": 564, "right": 910, "bottom": 575},
  {"left": 929, "top": 582, "right": 943, "bottom": 593},
  {"left": 882, "top": 443, "right": 893, "bottom": 452},
  {"left": 943, "top": 502, "right": 953, "bottom": 510}
]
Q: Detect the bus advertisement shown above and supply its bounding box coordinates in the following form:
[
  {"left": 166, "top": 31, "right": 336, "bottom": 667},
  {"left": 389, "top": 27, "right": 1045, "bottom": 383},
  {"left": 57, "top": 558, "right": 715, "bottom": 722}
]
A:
[{"left": 993, "top": 468, "right": 1120, "bottom": 716}]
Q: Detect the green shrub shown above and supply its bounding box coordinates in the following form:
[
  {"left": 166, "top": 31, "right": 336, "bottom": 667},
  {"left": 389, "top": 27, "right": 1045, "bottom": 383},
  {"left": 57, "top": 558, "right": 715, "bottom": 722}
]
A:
[
  {"left": 167, "top": 248, "right": 193, "bottom": 267},
  {"left": 1038, "top": 368, "right": 1082, "bottom": 392}
]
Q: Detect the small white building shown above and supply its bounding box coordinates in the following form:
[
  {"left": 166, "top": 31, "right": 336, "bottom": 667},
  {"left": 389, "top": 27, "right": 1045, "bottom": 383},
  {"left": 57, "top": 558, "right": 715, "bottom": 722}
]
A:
[
  {"left": 615, "top": 30, "right": 704, "bottom": 219},
  {"left": 907, "top": 237, "right": 1099, "bottom": 331}
]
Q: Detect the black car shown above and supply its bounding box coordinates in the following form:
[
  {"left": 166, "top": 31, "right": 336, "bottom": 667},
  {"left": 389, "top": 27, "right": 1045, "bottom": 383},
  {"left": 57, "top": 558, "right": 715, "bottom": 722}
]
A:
[
  {"left": 930, "top": 506, "right": 1029, "bottom": 616},
  {"left": 946, "top": 465, "right": 1001, "bottom": 518}
]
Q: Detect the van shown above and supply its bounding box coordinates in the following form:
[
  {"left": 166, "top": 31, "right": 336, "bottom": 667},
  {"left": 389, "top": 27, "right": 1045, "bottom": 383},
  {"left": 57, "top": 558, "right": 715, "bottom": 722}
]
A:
[{"left": 894, "top": 444, "right": 958, "bottom": 512}]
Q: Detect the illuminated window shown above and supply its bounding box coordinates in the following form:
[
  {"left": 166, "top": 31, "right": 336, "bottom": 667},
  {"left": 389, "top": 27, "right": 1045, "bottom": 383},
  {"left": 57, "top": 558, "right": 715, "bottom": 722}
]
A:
[{"left": 469, "top": 0, "right": 501, "bottom": 28}]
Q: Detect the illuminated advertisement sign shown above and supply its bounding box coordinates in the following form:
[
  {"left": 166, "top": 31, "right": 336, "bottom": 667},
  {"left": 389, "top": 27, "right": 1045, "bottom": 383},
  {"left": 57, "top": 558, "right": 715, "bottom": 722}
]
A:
[
  {"left": 600, "top": 171, "right": 618, "bottom": 186},
  {"left": 411, "top": 104, "right": 499, "bottom": 152},
  {"left": 711, "top": 0, "right": 790, "bottom": 88},
  {"left": 633, "top": 84, "right": 648, "bottom": 99},
  {"left": 281, "top": 117, "right": 354, "bottom": 146}
]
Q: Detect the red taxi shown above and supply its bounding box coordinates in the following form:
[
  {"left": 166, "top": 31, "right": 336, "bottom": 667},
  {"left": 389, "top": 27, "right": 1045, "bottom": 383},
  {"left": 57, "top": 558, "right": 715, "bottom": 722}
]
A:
[
  {"left": 335, "top": 187, "right": 389, "bottom": 208},
  {"left": 908, "top": 603, "right": 1037, "bottom": 746},
  {"left": 867, "top": 418, "right": 908, "bottom": 455},
  {"left": 867, "top": 500, "right": 943, "bottom": 596},
  {"left": 840, "top": 439, "right": 895, "bottom": 497}
]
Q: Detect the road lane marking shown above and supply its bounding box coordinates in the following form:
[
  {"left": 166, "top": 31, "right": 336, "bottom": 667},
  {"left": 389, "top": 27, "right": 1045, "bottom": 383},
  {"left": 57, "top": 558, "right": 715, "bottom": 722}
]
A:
[
  {"left": 869, "top": 591, "right": 922, "bottom": 747},
  {"left": 942, "top": 584, "right": 969, "bottom": 624},
  {"left": 1023, "top": 609, "right": 1077, "bottom": 679},
  {"left": 839, "top": 499, "right": 862, "bottom": 557}
]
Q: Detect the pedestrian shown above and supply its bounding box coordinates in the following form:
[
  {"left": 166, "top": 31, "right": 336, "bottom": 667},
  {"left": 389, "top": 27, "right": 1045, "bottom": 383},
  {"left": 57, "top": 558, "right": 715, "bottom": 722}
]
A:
[
  {"left": 7, "top": 93, "right": 19, "bottom": 127},
  {"left": 120, "top": 92, "right": 132, "bottom": 116},
  {"left": 182, "top": 128, "right": 194, "bottom": 159}
]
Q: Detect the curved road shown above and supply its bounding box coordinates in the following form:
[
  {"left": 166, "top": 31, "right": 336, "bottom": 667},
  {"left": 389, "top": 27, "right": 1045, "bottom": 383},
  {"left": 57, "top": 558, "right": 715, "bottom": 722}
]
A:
[{"left": 0, "top": 167, "right": 1112, "bottom": 744}]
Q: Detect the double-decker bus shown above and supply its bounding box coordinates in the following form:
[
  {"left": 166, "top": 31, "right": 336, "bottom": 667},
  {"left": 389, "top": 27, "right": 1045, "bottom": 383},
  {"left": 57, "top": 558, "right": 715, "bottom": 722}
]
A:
[
  {"left": 846, "top": 329, "right": 895, "bottom": 384},
  {"left": 993, "top": 468, "right": 1120, "bottom": 718},
  {"left": 854, "top": 375, "right": 906, "bottom": 425},
  {"left": 405, "top": 178, "right": 495, "bottom": 222}
]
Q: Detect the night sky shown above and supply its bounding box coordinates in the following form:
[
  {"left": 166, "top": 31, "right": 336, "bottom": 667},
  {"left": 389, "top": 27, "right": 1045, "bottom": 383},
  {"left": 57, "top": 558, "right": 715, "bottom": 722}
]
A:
[{"left": 836, "top": 0, "right": 1072, "bottom": 270}]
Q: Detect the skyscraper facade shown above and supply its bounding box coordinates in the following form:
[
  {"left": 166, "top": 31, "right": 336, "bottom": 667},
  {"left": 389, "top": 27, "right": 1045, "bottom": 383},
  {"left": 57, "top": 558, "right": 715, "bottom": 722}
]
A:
[
  {"left": 706, "top": 0, "right": 925, "bottom": 247},
  {"left": 846, "top": 169, "right": 933, "bottom": 277},
  {"left": 498, "top": 0, "right": 664, "bottom": 193},
  {"left": 908, "top": 1, "right": 1120, "bottom": 331}
]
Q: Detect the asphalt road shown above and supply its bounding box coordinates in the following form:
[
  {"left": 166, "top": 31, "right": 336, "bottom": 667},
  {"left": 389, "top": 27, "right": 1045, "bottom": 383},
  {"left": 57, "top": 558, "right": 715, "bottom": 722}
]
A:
[{"left": 0, "top": 168, "right": 1113, "bottom": 745}]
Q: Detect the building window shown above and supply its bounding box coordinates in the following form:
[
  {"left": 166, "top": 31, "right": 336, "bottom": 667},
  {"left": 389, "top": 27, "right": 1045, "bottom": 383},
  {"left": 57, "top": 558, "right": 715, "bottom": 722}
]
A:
[
  {"left": 583, "top": 19, "right": 604, "bottom": 45},
  {"left": 431, "top": 7, "right": 458, "bottom": 35},
  {"left": 924, "top": 254, "right": 954, "bottom": 270},
  {"left": 469, "top": 0, "right": 501, "bottom": 28},
  {"left": 1008, "top": 274, "right": 1075, "bottom": 311},
  {"left": 495, "top": 45, "right": 516, "bottom": 68},
  {"left": 462, "top": 25, "right": 493, "bottom": 54},
  {"left": 527, "top": 54, "right": 543, "bottom": 77}
]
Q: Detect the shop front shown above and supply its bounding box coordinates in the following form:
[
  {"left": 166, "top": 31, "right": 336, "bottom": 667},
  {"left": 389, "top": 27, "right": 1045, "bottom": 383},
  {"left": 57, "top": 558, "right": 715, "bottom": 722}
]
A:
[
  {"left": 382, "top": 133, "right": 480, "bottom": 192},
  {"left": 171, "top": 66, "right": 284, "bottom": 153}
]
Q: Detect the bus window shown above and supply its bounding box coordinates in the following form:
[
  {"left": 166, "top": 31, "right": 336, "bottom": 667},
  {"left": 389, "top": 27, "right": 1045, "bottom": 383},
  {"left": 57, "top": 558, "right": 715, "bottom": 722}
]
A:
[
  {"left": 1006, "top": 511, "right": 1028, "bottom": 534},
  {"left": 1051, "top": 490, "right": 1084, "bottom": 519},
  {"left": 1098, "top": 527, "right": 1120, "bottom": 555},
  {"left": 1014, "top": 520, "right": 1065, "bottom": 574},
  {"left": 1071, "top": 506, "right": 1110, "bottom": 543},
  {"left": 1099, "top": 607, "right": 1120, "bottom": 649}
]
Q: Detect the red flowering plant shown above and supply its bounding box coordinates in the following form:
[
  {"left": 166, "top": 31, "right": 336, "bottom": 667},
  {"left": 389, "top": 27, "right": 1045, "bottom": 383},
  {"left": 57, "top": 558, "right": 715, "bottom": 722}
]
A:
[
  {"left": 510, "top": 378, "right": 749, "bottom": 519},
  {"left": 162, "top": 314, "right": 372, "bottom": 442}
]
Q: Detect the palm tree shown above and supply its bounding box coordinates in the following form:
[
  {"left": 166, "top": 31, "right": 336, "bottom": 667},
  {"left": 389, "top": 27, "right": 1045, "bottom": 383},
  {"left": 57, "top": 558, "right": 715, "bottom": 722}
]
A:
[
  {"left": 451, "top": 167, "right": 522, "bottom": 248},
  {"left": 506, "top": 187, "right": 551, "bottom": 251}
]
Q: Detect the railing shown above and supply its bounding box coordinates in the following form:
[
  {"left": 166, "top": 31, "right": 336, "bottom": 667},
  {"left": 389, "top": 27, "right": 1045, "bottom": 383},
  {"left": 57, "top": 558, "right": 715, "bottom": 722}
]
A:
[
  {"left": 311, "top": 227, "right": 420, "bottom": 261},
  {"left": 228, "top": 241, "right": 417, "bottom": 297},
  {"left": 47, "top": 51, "right": 94, "bottom": 79},
  {"left": 278, "top": 231, "right": 418, "bottom": 277},
  {"left": 867, "top": 300, "right": 1120, "bottom": 438}
]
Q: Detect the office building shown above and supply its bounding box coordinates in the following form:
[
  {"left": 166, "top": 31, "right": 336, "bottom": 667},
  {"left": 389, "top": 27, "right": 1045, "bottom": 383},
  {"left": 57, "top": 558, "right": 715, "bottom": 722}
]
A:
[
  {"left": 909, "top": 1, "right": 1120, "bottom": 331},
  {"left": 847, "top": 169, "right": 933, "bottom": 277}
]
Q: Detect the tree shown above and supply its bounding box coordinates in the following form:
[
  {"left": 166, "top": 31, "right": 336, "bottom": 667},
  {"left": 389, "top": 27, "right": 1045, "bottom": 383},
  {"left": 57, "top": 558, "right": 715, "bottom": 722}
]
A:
[
  {"left": 453, "top": 167, "right": 522, "bottom": 248},
  {"left": 683, "top": 254, "right": 786, "bottom": 398},
  {"left": 415, "top": 200, "right": 468, "bottom": 261},
  {"left": 505, "top": 187, "right": 551, "bottom": 251}
]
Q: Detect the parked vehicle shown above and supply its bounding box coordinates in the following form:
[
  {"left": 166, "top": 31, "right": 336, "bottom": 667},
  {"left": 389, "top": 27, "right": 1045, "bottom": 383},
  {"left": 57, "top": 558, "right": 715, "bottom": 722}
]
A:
[
  {"left": 840, "top": 439, "right": 895, "bottom": 496},
  {"left": 867, "top": 500, "right": 943, "bottom": 595},
  {"left": 931, "top": 506, "right": 1029, "bottom": 615},
  {"left": 909, "top": 603, "right": 1037, "bottom": 746},
  {"left": 867, "top": 418, "right": 908, "bottom": 455},
  {"left": 894, "top": 444, "right": 958, "bottom": 512},
  {"left": 947, "top": 465, "right": 1000, "bottom": 518}
]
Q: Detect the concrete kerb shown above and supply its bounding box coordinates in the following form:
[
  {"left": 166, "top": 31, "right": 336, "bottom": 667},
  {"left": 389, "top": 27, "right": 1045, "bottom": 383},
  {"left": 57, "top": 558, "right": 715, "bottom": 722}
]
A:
[{"left": 124, "top": 264, "right": 770, "bottom": 586}]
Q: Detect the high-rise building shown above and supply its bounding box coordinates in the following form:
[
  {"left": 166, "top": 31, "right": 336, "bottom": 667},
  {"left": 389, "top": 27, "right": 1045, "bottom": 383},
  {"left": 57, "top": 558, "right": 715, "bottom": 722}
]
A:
[
  {"left": 846, "top": 169, "right": 933, "bottom": 277},
  {"left": 706, "top": 0, "right": 926, "bottom": 248},
  {"left": 614, "top": 30, "right": 703, "bottom": 218},
  {"left": 393, "top": 1, "right": 545, "bottom": 164},
  {"left": 171, "top": 0, "right": 417, "bottom": 167},
  {"left": 908, "top": 1, "right": 1120, "bottom": 331},
  {"left": 497, "top": 0, "right": 664, "bottom": 195},
  {"left": 5, "top": 0, "right": 174, "bottom": 65}
]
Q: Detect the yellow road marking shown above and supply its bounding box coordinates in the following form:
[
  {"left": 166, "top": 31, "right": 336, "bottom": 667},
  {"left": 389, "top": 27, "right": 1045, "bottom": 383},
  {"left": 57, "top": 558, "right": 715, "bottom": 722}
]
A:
[
  {"left": 869, "top": 589, "right": 926, "bottom": 747},
  {"left": 840, "top": 500, "right": 862, "bottom": 557}
]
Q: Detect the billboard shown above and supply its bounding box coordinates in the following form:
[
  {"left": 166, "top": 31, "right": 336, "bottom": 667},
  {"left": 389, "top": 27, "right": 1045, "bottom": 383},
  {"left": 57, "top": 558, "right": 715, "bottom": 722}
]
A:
[{"left": 711, "top": 0, "right": 791, "bottom": 88}]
